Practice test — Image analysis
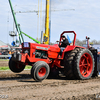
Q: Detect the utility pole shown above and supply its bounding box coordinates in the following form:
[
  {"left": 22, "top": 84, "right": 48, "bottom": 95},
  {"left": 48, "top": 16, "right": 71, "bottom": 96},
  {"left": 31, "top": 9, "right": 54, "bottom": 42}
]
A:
[{"left": 43, "top": 0, "right": 50, "bottom": 45}]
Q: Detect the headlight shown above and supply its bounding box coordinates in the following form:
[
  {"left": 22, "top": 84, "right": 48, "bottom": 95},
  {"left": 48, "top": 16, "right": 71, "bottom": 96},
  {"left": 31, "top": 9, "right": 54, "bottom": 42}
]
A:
[{"left": 23, "top": 42, "right": 30, "bottom": 47}]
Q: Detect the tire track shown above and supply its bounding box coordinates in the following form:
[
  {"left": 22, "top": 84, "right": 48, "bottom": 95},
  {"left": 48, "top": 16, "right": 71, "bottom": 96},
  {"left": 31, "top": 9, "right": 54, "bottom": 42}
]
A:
[{"left": 0, "top": 70, "right": 100, "bottom": 100}]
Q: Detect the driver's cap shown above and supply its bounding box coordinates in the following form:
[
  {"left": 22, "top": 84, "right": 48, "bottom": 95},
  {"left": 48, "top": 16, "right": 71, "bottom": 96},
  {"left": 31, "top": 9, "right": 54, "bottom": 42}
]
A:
[{"left": 61, "top": 35, "right": 65, "bottom": 38}]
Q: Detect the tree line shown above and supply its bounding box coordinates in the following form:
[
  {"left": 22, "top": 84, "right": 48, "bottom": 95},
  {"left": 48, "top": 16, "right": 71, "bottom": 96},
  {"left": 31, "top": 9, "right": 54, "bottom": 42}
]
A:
[
  {"left": 75, "top": 39, "right": 100, "bottom": 46},
  {"left": 50, "top": 39, "right": 100, "bottom": 46}
]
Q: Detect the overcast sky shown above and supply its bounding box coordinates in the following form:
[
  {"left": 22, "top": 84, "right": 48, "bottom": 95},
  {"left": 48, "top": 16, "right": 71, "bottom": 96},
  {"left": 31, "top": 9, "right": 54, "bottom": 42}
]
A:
[{"left": 0, "top": 0, "right": 100, "bottom": 45}]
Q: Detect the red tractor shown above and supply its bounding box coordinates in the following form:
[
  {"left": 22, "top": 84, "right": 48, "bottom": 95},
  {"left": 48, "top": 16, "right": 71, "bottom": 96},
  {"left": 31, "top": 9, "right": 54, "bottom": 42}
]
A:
[{"left": 9, "top": 31, "right": 96, "bottom": 81}]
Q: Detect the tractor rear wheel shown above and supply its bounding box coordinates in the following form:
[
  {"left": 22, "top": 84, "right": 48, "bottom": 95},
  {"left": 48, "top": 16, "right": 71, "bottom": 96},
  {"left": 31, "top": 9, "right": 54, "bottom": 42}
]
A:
[
  {"left": 64, "top": 48, "right": 94, "bottom": 80},
  {"left": 64, "top": 48, "right": 80, "bottom": 79},
  {"left": 31, "top": 61, "right": 50, "bottom": 82},
  {"left": 74, "top": 49, "right": 94, "bottom": 79},
  {"left": 9, "top": 58, "right": 25, "bottom": 73}
]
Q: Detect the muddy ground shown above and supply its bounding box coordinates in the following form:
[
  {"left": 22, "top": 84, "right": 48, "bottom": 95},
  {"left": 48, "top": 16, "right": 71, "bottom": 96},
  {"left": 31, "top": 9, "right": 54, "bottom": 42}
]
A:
[
  {"left": 0, "top": 70, "right": 100, "bottom": 100},
  {"left": 0, "top": 60, "right": 100, "bottom": 100}
]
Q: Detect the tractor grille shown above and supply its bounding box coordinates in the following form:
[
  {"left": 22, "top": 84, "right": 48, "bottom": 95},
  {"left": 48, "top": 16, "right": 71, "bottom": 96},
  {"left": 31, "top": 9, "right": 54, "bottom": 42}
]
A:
[{"left": 23, "top": 49, "right": 30, "bottom": 56}]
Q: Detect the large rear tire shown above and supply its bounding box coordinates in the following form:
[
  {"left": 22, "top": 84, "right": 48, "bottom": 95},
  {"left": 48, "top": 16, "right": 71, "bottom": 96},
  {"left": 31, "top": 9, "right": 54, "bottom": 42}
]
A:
[
  {"left": 64, "top": 48, "right": 80, "bottom": 79},
  {"left": 9, "top": 58, "right": 25, "bottom": 73},
  {"left": 74, "top": 49, "right": 94, "bottom": 79},
  {"left": 64, "top": 48, "right": 94, "bottom": 80},
  {"left": 31, "top": 61, "right": 50, "bottom": 82}
]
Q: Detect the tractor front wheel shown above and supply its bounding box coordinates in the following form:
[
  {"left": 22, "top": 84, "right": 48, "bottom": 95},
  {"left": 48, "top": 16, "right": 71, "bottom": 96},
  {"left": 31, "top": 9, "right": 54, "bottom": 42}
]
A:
[
  {"left": 9, "top": 58, "right": 25, "bottom": 73},
  {"left": 31, "top": 61, "right": 50, "bottom": 82}
]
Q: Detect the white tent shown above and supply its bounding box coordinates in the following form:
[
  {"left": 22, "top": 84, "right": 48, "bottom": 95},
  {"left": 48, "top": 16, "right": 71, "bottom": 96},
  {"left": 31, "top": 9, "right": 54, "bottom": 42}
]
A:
[{"left": 0, "top": 40, "right": 10, "bottom": 49}]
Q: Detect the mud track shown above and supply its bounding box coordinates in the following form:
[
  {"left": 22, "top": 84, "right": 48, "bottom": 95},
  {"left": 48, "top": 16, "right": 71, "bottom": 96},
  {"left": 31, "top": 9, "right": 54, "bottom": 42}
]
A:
[{"left": 0, "top": 70, "right": 100, "bottom": 100}]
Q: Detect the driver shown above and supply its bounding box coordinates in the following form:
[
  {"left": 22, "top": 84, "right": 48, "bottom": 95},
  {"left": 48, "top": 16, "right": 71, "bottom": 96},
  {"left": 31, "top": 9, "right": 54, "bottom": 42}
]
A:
[
  {"left": 59, "top": 35, "right": 70, "bottom": 47},
  {"left": 57, "top": 35, "right": 70, "bottom": 56}
]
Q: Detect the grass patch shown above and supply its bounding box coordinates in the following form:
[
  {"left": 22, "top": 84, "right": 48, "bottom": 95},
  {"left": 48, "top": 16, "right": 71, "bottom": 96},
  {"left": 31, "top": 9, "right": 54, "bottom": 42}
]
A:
[
  {"left": 0, "top": 65, "right": 32, "bottom": 71},
  {"left": 0, "top": 67, "right": 9, "bottom": 70},
  {"left": 25, "top": 66, "right": 32, "bottom": 69},
  {"left": 0, "top": 59, "right": 9, "bottom": 61}
]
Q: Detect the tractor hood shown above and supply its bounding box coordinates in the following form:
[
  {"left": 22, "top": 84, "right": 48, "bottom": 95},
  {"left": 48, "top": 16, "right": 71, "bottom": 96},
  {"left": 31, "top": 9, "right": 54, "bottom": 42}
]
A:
[
  {"left": 22, "top": 42, "right": 60, "bottom": 59},
  {"left": 29, "top": 43, "right": 60, "bottom": 52}
]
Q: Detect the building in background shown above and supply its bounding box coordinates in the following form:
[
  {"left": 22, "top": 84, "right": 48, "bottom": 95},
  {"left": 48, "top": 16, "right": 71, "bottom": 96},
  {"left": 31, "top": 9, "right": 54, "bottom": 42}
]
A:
[
  {"left": 0, "top": 40, "right": 11, "bottom": 57},
  {"left": 0, "top": 40, "right": 10, "bottom": 50}
]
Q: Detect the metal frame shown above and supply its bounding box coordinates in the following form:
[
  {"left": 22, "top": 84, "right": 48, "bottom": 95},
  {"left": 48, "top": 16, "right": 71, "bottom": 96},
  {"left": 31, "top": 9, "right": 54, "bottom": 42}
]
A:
[{"left": 8, "top": 0, "right": 40, "bottom": 44}]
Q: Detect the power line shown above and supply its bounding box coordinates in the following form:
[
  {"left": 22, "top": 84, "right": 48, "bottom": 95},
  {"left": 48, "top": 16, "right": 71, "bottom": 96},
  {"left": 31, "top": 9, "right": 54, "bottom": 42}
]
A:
[{"left": 15, "top": 9, "right": 75, "bottom": 14}]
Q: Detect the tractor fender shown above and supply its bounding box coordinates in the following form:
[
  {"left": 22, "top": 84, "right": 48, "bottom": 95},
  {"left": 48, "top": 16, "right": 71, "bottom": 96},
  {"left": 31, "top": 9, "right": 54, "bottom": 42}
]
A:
[{"left": 62, "top": 46, "right": 85, "bottom": 58}]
